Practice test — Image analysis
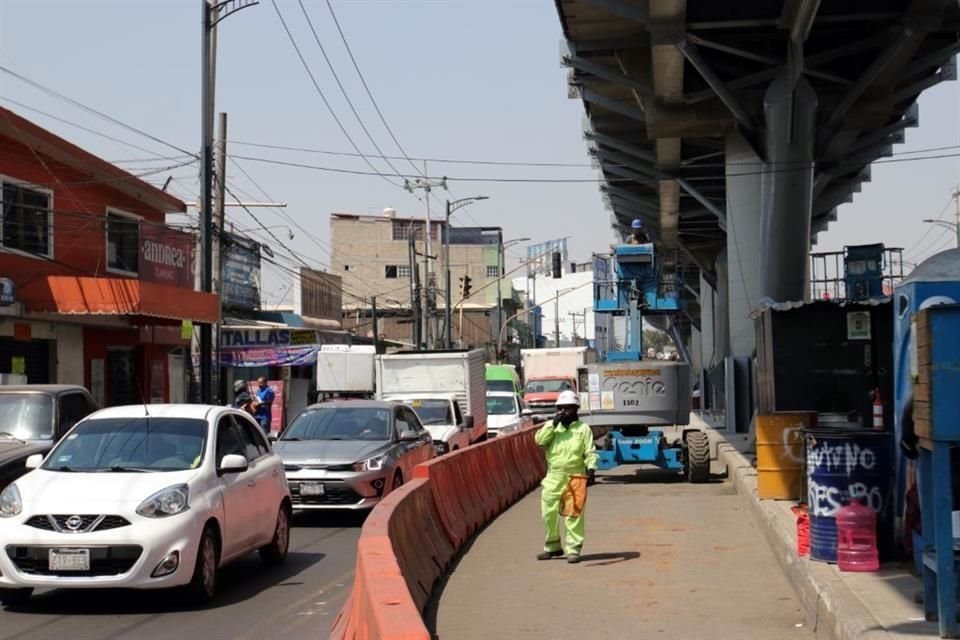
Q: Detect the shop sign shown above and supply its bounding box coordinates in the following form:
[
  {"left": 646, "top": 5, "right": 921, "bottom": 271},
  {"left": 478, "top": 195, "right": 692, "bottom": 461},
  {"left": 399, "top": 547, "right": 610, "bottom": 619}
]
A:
[
  {"left": 0, "top": 278, "right": 14, "bottom": 306},
  {"left": 221, "top": 233, "right": 261, "bottom": 310},
  {"left": 220, "top": 328, "right": 317, "bottom": 348},
  {"left": 140, "top": 226, "right": 195, "bottom": 289}
]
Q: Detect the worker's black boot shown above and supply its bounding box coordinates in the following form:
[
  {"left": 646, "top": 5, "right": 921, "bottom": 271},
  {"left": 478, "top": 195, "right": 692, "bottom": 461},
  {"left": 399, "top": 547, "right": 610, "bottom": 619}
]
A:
[{"left": 536, "top": 550, "right": 563, "bottom": 561}]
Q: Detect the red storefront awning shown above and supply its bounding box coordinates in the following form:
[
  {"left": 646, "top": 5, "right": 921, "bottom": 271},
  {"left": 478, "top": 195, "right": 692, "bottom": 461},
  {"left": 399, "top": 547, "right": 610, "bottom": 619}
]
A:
[{"left": 20, "top": 276, "right": 219, "bottom": 324}]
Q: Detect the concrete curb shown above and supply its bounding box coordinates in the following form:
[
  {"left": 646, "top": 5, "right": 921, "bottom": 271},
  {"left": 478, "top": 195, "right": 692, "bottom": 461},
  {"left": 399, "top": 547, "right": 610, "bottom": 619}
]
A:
[{"left": 715, "top": 434, "right": 893, "bottom": 640}]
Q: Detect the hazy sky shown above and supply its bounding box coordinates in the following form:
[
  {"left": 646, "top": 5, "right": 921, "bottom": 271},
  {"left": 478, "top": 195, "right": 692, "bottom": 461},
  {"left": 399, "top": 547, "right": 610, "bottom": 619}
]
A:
[{"left": 2, "top": 1, "right": 958, "bottom": 306}]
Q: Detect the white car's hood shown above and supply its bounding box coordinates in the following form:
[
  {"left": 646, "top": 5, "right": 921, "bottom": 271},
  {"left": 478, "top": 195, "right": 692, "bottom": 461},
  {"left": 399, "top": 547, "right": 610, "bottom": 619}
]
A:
[
  {"left": 12, "top": 468, "right": 199, "bottom": 513},
  {"left": 488, "top": 414, "right": 520, "bottom": 432}
]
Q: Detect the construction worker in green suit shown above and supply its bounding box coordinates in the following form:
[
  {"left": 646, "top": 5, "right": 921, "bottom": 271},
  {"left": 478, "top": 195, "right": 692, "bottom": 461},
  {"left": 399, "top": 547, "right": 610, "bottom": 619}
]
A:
[{"left": 534, "top": 390, "right": 598, "bottom": 564}]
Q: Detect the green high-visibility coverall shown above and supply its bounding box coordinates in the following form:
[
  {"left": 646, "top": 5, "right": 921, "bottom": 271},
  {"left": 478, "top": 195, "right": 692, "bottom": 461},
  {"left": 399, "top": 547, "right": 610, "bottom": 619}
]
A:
[{"left": 534, "top": 419, "right": 598, "bottom": 555}]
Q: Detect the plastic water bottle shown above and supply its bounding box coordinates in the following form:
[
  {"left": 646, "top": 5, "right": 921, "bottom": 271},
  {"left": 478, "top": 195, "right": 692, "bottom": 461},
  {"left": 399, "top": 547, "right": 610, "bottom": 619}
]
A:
[{"left": 836, "top": 500, "right": 879, "bottom": 572}]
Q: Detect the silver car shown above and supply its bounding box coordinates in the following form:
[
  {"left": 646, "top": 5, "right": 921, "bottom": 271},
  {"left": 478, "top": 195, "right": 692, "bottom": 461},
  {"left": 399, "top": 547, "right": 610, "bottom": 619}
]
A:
[{"left": 273, "top": 400, "right": 435, "bottom": 510}]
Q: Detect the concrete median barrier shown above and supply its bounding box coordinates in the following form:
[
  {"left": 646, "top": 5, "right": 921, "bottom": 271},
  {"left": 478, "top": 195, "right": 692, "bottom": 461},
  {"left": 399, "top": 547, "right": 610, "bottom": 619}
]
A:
[{"left": 330, "top": 426, "right": 543, "bottom": 640}]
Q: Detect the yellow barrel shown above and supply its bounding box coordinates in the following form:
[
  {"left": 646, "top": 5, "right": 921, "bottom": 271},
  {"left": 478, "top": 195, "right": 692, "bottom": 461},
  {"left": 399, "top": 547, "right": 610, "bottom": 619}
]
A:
[{"left": 756, "top": 412, "right": 816, "bottom": 500}]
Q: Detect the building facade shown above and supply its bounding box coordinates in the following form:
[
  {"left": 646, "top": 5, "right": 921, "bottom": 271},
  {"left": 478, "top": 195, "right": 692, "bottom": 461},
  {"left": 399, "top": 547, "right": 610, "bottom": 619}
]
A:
[
  {"left": 330, "top": 211, "right": 518, "bottom": 349},
  {"left": 0, "top": 107, "right": 218, "bottom": 404}
]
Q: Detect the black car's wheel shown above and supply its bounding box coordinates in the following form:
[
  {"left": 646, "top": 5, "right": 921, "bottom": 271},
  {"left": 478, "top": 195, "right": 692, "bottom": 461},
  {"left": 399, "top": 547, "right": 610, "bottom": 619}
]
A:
[
  {"left": 392, "top": 470, "right": 404, "bottom": 491},
  {"left": 0, "top": 588, "right": 33, "bottom": 606},
  {"left": 686, "top": 431, "right": 711, "bottom": 484},
  {"left": 260, "top": 502, "right": 291, "bottom": 566},
  {"left": 185, "top": 525, "right": 219, "bottom": 603}
]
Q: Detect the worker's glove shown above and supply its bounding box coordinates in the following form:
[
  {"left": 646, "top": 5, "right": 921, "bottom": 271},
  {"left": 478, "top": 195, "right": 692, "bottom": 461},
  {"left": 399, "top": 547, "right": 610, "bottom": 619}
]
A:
[{"left": 586, "top": 469, "right": 596, "bottom": 487}]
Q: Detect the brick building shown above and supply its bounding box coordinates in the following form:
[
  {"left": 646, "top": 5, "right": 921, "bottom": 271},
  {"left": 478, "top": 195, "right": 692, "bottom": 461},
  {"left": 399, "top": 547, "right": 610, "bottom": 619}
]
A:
[
  {"left": 330, "top": 211, "right": 519, "bottom": 349},
  {"left": 0, "top": 107, "right": 218, "bottom": 404}
]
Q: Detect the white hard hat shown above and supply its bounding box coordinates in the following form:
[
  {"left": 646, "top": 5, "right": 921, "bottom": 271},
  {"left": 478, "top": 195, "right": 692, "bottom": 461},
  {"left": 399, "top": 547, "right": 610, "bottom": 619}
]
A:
[{"left": 555, "top": 390, "right": 580, "bottom": 407}]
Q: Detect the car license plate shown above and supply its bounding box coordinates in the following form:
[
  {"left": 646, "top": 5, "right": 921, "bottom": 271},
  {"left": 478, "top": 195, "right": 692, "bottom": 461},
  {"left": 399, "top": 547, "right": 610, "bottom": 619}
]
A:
[
  {"left": 49, "top": 548, "right": 90, "bottom": 572},
  {"left": 300, "top": 482, "right": 325, "bottom": 497}
]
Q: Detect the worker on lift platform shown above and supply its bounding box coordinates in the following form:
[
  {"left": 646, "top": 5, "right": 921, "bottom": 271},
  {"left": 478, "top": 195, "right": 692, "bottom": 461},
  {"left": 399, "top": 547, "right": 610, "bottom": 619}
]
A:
[
  {"left": 627, "top": 218, "right": 651, "bottom": 244},
  {"left": 534, "top": 390, "right": 598, "bottom": 564}
]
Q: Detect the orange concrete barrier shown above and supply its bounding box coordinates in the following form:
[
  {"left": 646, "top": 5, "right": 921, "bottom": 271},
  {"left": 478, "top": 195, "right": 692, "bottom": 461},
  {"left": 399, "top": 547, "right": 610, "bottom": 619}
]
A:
[{"left": 331, "top": 425, "right": 544, "bottom": 640}]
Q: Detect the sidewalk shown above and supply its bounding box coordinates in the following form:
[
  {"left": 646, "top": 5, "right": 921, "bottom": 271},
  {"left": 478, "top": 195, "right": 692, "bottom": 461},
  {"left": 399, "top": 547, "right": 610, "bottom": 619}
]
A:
[
  {"left": 426, "top": 420, "right": 941, "bottom": 640},
  {"left": 717, "top": 429, "right": 939, "bottom": 640}
]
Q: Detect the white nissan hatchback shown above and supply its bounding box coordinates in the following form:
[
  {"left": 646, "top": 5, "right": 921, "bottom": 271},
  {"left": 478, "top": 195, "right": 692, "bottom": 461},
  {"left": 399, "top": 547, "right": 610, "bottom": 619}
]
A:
[{"left": 0, "top": 404, "right": 291, "bottom": 605}]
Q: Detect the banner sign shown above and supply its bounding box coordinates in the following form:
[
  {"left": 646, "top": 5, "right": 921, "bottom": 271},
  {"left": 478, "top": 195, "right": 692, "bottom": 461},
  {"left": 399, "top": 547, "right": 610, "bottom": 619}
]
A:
[
  {"left": 221, "top": 233, "right": 261, "bottom": 310},
  {"left": 140, "top": 226, "right": 195, "bottom": 289},
  {"left": 527, "top": 238, "right": 568, "bottom": 277},
  {"left": 220, "top": 345, "right": 317, "bottom": 368}
]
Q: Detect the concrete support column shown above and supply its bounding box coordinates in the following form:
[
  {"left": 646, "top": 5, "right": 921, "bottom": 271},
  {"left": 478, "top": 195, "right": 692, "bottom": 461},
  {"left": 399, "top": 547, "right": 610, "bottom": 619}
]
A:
[
  {"left": 724, "top": 133, "right": 763, "bottom": 357},
  {"left": 699, "top": 271, "right": 716, "bottom": 369},
  {"left": 760, "top": 69, "right": 817, "bottom": 303}
]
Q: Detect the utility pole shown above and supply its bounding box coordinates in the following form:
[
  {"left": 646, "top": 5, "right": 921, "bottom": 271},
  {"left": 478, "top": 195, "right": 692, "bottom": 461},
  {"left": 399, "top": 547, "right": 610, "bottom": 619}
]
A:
[
  {"left": 445, "top": 200, "right": 452, "bottom": 349},
  {"left": 211, "top": 111, "right": 227, "bottom": 404},
  {"left": 198, "top": 0, "right": 257, "bottom": 404},
  {"left": 954, "top": 188, "right": 960, "bottom": 248},
  {"left": 554, "top": 292, "right": 561, "bottom": 348},
  {"left": 404, "top": 172, "right": 447, "bottom": 350},
  {"left": 408, "top": 233, "right": 420, "bottom": 348},
  {"left": 371, "top": 296, "right": 379, "bottom": 354}
]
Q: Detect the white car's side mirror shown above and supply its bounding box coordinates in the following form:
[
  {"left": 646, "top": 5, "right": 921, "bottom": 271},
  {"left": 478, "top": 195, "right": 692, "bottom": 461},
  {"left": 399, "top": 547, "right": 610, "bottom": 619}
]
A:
[
  {"left": 25, "top": 454, "right": 43, "bottom": 470},
  {"left": 218, "top": 454, "right": 249, "bottom": 474}
]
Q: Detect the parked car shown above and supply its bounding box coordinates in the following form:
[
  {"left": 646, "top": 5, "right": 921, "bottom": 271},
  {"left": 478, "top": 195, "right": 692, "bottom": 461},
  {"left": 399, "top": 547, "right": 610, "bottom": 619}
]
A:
[
  {"left": 274, "top": 400, "right": 435, "bottom": 511},
  {"left": 0, "top": 385, "right": 98, "bottom": 447},
  {"left": 0, "top": 404, "right": 291, "bottom": 606},
  {"left": 485, "top": 391, "right": 528, "bottom": 436},
  {"left": 0, "top": 437, "right": 48, "bottom": 493}
]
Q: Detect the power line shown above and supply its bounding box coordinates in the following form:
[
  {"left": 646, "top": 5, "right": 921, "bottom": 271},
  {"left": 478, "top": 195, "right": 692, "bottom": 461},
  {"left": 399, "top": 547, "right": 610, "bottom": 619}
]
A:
[
  {"left": 0, "top": 65, "right": 195, "bottom": 158},
  {"left": 269, "top": 0, "right": 402, "bottom": 188},
  {"left": 296, "top": 0, "right": 406, "bottom": 180},
  {"left": 230, "top": 150, "right": 960, "bottom": 184},
  {"left": 324, "top": 0, "right": 424, "bottom": 177},
  {"left": 227, "top": 138, "right": 960, "bottom": 170}
]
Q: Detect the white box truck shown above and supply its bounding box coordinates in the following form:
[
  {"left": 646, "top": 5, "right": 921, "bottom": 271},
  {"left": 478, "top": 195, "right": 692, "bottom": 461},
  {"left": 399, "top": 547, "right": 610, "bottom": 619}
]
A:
[
  {"left": 376, "top": 349, "right": 487, "bottom": 453},
  {"left": 315, "top": 345, "right": 376, "bottom": 398}
]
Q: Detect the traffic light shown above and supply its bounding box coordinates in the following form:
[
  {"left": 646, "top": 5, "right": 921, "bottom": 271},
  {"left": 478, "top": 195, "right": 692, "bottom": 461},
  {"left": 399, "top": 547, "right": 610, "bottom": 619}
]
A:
[
  {"left": 459, "top": 275, "right": 473, "bottom": 298},
  {"left": 552, "top": 251, "right": 562, "bottom": 278}
]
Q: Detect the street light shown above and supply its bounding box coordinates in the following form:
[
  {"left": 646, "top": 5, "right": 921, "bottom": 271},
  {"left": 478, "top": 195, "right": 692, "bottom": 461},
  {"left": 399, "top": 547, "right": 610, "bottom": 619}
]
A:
[
  {"left": 233, "top": 224, "right": 295, "bottom": 240},
  {"left": 497, "top": 236, "right": 530, "bottom": 354},
  {"left": 445, "top": 196, "right": 490, "bottom": 348},
  {"left": 922, "top": 218, "right": 960, "bottom": 249}
]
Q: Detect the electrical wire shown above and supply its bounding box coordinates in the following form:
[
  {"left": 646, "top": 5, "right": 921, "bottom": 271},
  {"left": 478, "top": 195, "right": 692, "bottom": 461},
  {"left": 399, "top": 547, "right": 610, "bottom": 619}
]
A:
[
  {"left": 0, "top": 65, "right": 195, "bottom": 158},
  {"left": 296, "top": 0, "right": 407, "bottom": 181},
  {"left": 269, "top": 0, "right": 402, "bottom": 188}
]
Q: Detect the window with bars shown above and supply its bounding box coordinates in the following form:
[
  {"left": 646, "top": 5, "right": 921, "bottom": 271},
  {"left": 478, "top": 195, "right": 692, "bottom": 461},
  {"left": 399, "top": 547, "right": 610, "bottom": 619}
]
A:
[
  {"left": 391, "top": 220, "right": 438, "bottom": 242},
  {"left": 1, "top": 181, "right": 52, "bottom": 257},
  {"left": 486, "top": 265, "right": 499, "bottom": 279},
  {"left": 397, "top": 264, "right": 411, "bottom": 278}
]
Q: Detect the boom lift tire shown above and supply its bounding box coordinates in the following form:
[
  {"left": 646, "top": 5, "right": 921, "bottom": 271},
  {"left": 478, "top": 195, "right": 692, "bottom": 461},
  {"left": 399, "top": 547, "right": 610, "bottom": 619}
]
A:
[{"left": 685, "top": 431, "right": 710, "bottom": 484}]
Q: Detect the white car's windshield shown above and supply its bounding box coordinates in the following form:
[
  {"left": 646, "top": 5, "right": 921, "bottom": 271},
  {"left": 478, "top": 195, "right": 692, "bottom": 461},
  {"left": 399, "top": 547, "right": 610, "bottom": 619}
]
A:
[
  {"left": 0, "top": 395, "right": 53, "bottom": 440},
  {"left": 43, "top": 417, "right": 207, "bottom": 472},
  {"left": 406, "top": 400, "right": 452, "bottom": 425},
  {"left": 486, "top": 380, "right": 515, "bottom": 393},
  {"left": 486, "top": 396, "right": 518, "bottom": 416},
  {"left": 282, "top": 407, "right": 391, "bottom": 441}
]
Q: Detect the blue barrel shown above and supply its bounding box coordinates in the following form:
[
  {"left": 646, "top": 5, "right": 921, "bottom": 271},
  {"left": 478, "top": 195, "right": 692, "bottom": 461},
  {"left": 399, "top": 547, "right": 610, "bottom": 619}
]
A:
[{"left": 805, "top": 429, "right": 893, "bottom": 563}]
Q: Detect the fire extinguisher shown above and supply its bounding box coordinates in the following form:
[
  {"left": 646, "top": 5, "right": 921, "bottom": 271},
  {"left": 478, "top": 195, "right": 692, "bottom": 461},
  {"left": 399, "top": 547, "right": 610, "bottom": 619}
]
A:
[{"left": 872, "top": 388, "right": 884, "bottom": 431}]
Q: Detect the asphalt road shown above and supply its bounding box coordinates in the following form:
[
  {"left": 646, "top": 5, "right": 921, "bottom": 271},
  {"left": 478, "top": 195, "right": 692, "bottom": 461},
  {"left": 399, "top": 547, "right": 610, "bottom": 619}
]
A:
[{"left": 0, "top": 511, "right": 364, "bottom": 640}]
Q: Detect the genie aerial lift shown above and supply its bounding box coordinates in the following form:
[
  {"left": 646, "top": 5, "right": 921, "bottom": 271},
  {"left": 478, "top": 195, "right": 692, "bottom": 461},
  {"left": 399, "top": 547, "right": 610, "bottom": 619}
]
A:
[{"left": 578, "top": 243, "right": 710, "bottom": 483}]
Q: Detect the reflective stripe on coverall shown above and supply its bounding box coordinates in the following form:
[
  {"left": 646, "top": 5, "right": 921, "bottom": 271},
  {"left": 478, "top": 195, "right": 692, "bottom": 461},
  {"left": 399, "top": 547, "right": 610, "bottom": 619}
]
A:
[{"left": 535, "top": 419, "right": 598, "bottom": 555}]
